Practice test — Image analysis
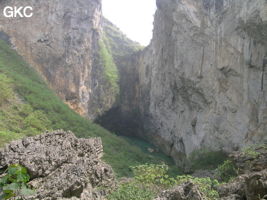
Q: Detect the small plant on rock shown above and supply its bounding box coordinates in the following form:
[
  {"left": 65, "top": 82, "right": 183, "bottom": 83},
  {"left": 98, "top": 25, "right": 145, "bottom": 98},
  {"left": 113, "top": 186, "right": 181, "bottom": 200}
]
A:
[
  {"left": 176, "top": 175, "right": 219, "bottom": 200},
  {"left": 242, "top": 146, "right": 260, "bottom": 158},
  {"left": 0, "top": 164, "right": 35, "bottom": 199}
]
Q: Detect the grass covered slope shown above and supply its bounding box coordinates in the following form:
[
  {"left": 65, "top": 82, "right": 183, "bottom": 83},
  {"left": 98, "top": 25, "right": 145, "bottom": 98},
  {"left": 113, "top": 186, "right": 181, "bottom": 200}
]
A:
[{"left": 0, "top": 39, "right": 177, "bottom": 177}]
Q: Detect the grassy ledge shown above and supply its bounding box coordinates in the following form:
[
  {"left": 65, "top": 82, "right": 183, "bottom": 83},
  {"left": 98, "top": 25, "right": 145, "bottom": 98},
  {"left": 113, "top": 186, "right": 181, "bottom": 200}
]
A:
[{"left": 98, "top": 37, "right": 119, "bottom": 95}]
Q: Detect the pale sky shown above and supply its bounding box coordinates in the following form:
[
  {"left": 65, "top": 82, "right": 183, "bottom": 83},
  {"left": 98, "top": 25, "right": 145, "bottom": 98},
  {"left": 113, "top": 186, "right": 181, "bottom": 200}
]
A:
[{"left": 102, "top": 0, "right": 157, "bottom": 46}]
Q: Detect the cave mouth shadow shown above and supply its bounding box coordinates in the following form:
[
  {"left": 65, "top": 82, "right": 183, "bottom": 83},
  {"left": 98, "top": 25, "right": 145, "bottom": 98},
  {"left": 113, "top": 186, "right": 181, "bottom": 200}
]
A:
[{"left": 95, "top": 106, "right": 143, "bottom": 138}]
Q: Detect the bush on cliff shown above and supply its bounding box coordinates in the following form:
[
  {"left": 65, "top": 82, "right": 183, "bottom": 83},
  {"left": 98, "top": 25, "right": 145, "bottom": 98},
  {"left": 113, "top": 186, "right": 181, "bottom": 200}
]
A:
[
  {"left": 215, "top": 160, "right": 237, "bottom": 182},
  {"left": 108, "top": 164, "right": 220, "bottom": 200}
]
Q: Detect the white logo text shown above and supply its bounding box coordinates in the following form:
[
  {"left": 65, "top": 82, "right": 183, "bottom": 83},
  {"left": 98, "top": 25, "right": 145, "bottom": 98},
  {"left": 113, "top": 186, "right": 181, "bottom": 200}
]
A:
[{"left": 3, "top": 6, "right": 33, "bottom": 18}]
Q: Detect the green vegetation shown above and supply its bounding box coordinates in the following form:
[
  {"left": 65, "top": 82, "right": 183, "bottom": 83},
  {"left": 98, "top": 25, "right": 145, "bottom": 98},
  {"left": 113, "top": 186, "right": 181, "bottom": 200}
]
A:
[
  {"left": 108, "top": 164, "right": 219, "bottom": 200},
  {"left": 123, "top": 136, "right": 182, "bottom": 176},
  {"left": 108, "top": 164, "right": 173, "bottom": 200},
  {"left": 0, "top": 74, "right": 14, "bottom": 106},
  {"left": 176, "top": 175, "right": 219, "bottom": 200},
  {"left": 0, "top": 104, "right": 52, "bottom": 141},
  {"left": 0, "top": 164, "right": 34, "bottom": 199},
  {"left": 132, "top": 164, "right": 176, "bottom": 188},
  {"left": 99, "top": 38, "right": 119, "bottom": 94},
  {"left": 189, "top": 149, "right": 228, "bottom": 171},
  {"left": 242, "top": 146, "right": 261, "bottom": 158},
  {"left": 103, "top": 18, "right": 143, "bottom": 58},
  {"left": 0, "top": 72, "right": 52, "bottom": 143},
  {"left": 108, "top": 182, "right": 154, "bottom": 200},
  {"left": 0, "top": 39, "right": 176, "bottom": 177},
  {"left": 215, "top": 160, "right": 237, "bottom": 182}
]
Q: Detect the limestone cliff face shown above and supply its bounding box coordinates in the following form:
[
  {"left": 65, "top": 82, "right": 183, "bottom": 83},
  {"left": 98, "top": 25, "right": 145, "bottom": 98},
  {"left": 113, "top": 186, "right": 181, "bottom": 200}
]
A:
[
  {"left": 120, "top": 0, "right": 267, "bottom": 166},
  {"left": 0, "top": 0, "right": 116, "bottom": 119}
]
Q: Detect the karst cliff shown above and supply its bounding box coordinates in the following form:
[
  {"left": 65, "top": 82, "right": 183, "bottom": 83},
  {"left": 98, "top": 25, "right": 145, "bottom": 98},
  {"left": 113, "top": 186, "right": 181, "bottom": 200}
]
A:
[
  {"left": 0, "top": 0, "right": 267, "bottom": 168},
  {"left": 116, "top": 0, "right": 267, "bottom": 166},
  {"left": 0, "top": 0, "right": 118, "bottom": 120}
]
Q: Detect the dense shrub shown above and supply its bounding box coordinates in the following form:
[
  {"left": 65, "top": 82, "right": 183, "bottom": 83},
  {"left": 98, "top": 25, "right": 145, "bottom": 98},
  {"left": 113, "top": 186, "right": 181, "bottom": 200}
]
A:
[
  {"left": 215, "top": 160, "right": 237, "bottom": 182},
  {"left": 108, "top": 164, "right": 172, "bottom": 200},
  {"left": 109, "top": 164, "right": 220, "bottom": 200},
  {"left": 107, "top": 182, "right": 154, "bottom": 200},
  {"left": 176, "top": 175, "right": 219, "bottom": 200},
  {"left": 132, "top": 164, "right": 176, "bottom": 188}
]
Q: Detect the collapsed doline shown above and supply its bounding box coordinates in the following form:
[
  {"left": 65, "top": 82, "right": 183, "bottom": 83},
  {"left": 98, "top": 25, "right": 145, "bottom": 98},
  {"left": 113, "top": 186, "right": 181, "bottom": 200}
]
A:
[{"left": 1, "top": 0, "right": 267, "bottom": 168}]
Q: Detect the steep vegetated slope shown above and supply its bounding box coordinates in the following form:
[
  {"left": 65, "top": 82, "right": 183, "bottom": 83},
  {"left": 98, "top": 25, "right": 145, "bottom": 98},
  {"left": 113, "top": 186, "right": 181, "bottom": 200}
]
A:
[
  {"left": 0, "top": 39, "right": 176, "bottom": 177},
  {"left": 115, "top": 0, "right": 267, "bottom": 168}
]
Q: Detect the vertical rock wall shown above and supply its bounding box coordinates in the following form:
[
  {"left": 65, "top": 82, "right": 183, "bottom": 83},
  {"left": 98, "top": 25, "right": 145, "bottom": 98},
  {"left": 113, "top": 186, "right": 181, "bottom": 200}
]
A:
[
  {"left": 120, "top": 0, "right": 267, "bottom": 166},
  {"left": 0, "top": 0, "right": 116, "bottom": 119}
]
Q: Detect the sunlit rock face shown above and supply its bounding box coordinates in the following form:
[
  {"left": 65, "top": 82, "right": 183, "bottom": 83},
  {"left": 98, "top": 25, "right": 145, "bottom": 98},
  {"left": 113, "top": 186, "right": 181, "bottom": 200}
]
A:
[
  {"left": 0, "top": 0, "right": 116, "bottom": 119},
  {"left": 120, "top": 0, "right": 267, "bottom": 166}
]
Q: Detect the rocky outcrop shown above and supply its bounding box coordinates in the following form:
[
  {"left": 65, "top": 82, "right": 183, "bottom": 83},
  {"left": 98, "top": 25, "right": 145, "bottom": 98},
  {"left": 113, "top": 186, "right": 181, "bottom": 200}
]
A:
[
  {"left": 217, "top": 145, "right": 267, "bottom": 200},
  {"left": 0, "top": 0, "right": 116, "bottom": 120},
  {"left": 157, "top": 171, "right": 267, "bottom": 200},
  {"left": 154, "top": 182, "right": 203, "bottom": 200},
  {"left": 118, "top": 0, "right": 267, "bottom": 166},
  {"left": 155, "top": 144, "right": 267, "bottom": 200},
  {"left": 0, "top": 130, "right": 115, "bottom": 200},
  {"left": 217, "top": 170, "right": 267, "bottom": 200},
  {"left": 230, "top": 145, "right": 267, "bottom": 174}
]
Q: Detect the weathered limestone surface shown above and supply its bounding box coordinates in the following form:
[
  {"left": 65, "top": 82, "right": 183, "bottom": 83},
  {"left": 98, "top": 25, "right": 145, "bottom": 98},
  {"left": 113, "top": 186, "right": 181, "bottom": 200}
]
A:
[
  {"left": 0, "top": 0, "right": 116, "bottom": 119},
  {"left": 0, "top": 130, "right": 115, "bottom": 200},
  {"left": 119, "top": 0, "right": 267, "bottom": 166},
  {"left": 154, "top": 182, "right": 203, "bottom": 200}
]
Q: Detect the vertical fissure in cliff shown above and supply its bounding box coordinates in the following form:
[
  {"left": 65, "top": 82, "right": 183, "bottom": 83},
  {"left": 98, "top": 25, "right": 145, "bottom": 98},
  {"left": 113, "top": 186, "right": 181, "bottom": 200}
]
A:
[{"left": 262, "top": 57, "right": 267, "bottom": 91}]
